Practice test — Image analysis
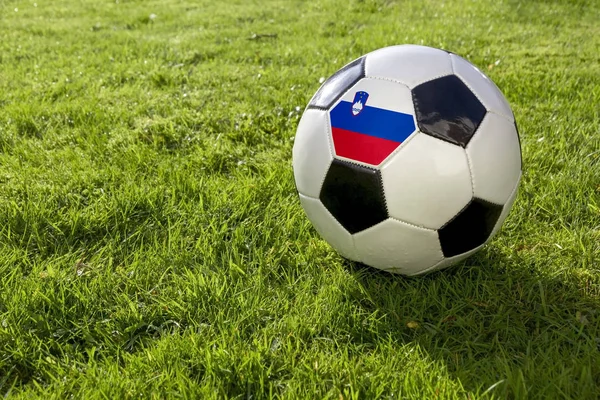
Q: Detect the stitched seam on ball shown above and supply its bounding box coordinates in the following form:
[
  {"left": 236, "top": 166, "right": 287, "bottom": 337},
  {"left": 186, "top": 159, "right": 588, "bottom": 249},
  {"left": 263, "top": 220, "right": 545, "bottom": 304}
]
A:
[
  {"left": 350, "top": 229, "right": 359, "bottom": 264},
  {"left": 333, "top": 159, "right": 380, "bottom": 175},
  {"left": 424, "top": 243, "right": 485, "bottom": 274},
  {"left": 505, "top": 176, "right": 521, "bottom": 206},
  {"left": 320, "top": 112, "right": 336, "bottom": 192},
  {"left": 321, "top": 202, "right": 359, "bottom": 262},
  {"left": 410, "top": 72, "right": 454, "bottom": 89},
  {"left": 423, "top": 131, "right": 466, "bottom": 149},
  {"left": 473, "top": 196, "right": 504, "bottom": 207},
  {"left": 333, "top": 157, "right": 380, "bottom": 172},
  {"left": 423, "top": 258, "right": 446, "bottom": 274},
  {"left": 334, "top": 155, "right": 379, "bottom": 169},
  {"left": 503, "top": 176, "right": 521, "bottom": 215},
  {"left": 488, "top": 109, "right": 515, "bottom": 124},
  {"left": 439, "top": 198, "right": 473, "bottom": 230},
  {"left": 414, "top": 125, "right": 468, "bottom": 148},
  {"left": 376, "top": 169, "right": 389, "bottom": 216},
  {"left": 404, "top": 134, "right": 475, "bottom": 199},
  {"left": 465, "top": 148, "right": 476, "bottom": 199},
  {"left": 449, "top": 55, "right": 488, "bottom": 113},
  {"left": 450, "top": 55, "right": 515, "bottom": 122},
  {"left": 448, "top": 51, "right": 456, "bottom": 75},
  {"left": 378, "top": 130, "right": 420, "bottom": 170},
  {"left": 299, "top": 193, "right": 360, "bottom": 261},
  {"left": 362, "top": 75, "right": 411, "bottom": 91},
  {"left": 455, "top": 75, "right": 488, "bottom": 116},
  {"left": 388, "top": 216, "right": 437, "bottom": 232},
  {"left": 417, "top": 253, "right": 450, "bottom": 274},
  {"left": 489, "top": 177, "right": 520, "bottom": 239},
  {"left": 331, "top": 158, "right": 389, "bottom": 219},
  {"left": 411, "top": 83, "right": 419, "bottom": 129}
]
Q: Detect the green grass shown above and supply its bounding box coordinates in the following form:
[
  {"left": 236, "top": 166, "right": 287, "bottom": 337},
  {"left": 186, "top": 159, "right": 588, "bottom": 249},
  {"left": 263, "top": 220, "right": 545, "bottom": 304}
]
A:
[{"left": 0, "top": 0, "right": 599, "bottom": 398}]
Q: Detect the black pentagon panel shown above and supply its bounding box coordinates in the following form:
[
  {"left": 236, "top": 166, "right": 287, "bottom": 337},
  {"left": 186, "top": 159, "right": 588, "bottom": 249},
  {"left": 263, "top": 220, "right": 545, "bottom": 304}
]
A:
[
  {"left": 412, "top": 75, "right": 487, "bottom": 147},
  {"left": 319, "top": 159, "right": 387, "bottom": 234},
  {"left": 308, "top": 57, "right": 365, "bottom": 110},
  {"left": 438, "top": 198, "right": 503, "bottom": 257}
]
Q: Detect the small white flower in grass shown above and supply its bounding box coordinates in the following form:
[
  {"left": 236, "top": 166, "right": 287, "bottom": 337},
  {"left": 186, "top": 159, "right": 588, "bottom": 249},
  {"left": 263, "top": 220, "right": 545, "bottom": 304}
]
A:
[
  {"left": 537, "top": 137, "right": 545, "bottom": 142},
  {"left": 319, "top": 77, "right": 325, "bottom": 83},
  {"left": 149, "top": 13, "right": 157, "bottom": 20}
]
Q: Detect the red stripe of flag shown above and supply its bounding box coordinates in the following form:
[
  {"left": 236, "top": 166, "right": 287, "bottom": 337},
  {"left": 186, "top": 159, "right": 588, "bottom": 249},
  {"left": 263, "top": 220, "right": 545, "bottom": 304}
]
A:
[{"left": 332, "top": 127, "right": 401, "bottom": 165}]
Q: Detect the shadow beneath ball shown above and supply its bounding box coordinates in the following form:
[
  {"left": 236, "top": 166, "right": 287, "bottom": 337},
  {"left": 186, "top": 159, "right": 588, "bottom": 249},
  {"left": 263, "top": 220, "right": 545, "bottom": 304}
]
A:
[{"left": 340, "top": 246, "right": 599, "bottom": 396}]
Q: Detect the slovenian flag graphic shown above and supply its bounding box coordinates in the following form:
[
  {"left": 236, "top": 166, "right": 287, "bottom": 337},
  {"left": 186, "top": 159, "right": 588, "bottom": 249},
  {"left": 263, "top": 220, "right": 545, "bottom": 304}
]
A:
[{"left": 330, "top": 91, "right": 416, "bottom": 165}]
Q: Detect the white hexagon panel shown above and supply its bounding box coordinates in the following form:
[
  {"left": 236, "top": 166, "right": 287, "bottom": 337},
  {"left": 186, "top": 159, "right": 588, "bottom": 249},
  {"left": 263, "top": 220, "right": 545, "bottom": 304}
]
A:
[
  {"left": 365, "top": 45, "right": 453, "bottom": 88},
  {"left": 353, "top": 218, "right": 444, "bottom": 275},
  {"left": 292, "top": 109, "right": 333, "bottom": 198},
  {"left": 381, "top": 132, "right": 473, "bottom": 230},
  {"left": 467, "top": 113, "right": 522, "bottom": 205}
]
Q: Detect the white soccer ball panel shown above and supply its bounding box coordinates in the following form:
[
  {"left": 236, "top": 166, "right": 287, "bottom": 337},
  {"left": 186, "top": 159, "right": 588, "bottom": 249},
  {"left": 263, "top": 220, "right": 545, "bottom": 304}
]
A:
[
  {"left": 490, "top": 179, "right": 520, "bottom": 238},
  {"left": 467, "top": 113, "right": 522, "bottom": 205},
  {"left": 381, "top": 132, "right": 473, "bottom": 229},
  {"left": 292, "top": 109, "right": 333, "bottom": 198},
  {"left": 335, "top": 77, "right": 415, "bottom": 115},
  {"left": 353, "top": 218, "right": 443, "bottom": 275},
  {"left": 298, "top": 194, "right": 359, "bottom": 261},
  {"left": 365, "top": 45, "right": 453, "bottom": 88},
  {"left": 450, "top": 54, "right": 514, "bottom": 121}
]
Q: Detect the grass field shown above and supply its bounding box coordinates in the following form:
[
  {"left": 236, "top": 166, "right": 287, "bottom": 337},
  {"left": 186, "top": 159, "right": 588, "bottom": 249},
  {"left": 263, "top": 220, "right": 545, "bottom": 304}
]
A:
[{"left": 1, "top": 0, "right": 599, "bottom": 398}]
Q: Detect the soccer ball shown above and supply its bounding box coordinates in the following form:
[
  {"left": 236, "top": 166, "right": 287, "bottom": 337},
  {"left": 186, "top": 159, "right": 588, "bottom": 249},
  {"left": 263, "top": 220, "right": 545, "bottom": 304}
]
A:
[{"left": 292, "top": 45, "right": 521, "bottom": 276}]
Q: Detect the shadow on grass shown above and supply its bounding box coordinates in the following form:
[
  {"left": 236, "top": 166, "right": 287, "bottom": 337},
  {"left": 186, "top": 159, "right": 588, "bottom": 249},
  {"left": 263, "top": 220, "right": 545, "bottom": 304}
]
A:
[{"left": 343, "top": 247, "right": 599, "bottom": 397}]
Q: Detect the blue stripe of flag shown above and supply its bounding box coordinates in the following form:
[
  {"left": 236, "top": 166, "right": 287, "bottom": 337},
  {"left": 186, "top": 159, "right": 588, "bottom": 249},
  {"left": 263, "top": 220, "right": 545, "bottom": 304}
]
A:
[{"left": 330, "top": 101, "right": 415, "bottom": 143}]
